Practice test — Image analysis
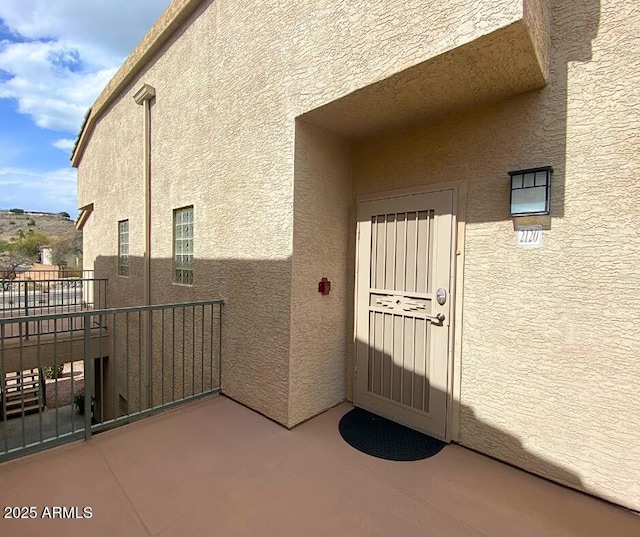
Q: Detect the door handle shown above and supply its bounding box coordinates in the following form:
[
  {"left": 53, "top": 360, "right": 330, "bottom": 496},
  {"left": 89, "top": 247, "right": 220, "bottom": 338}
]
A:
[{"left": 425, "top": 312, "right": 445, "bottom": 324}]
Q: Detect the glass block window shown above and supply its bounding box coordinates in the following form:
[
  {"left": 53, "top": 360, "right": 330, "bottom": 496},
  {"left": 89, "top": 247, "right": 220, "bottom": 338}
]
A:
[
  {"left": 118, "top": 220, "right": 129, "bottom": 276},
  {"left": 174, "top": 206, "right": 194, "bottom": 285}
]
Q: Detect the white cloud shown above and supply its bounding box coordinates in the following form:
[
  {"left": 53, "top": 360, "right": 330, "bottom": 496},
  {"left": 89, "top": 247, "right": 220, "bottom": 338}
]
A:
[
  {"left": 0, "top": 1, "right": 170, "bottom": 214},
  {"left": 0, "top": 1, "right": 171, "bottom": 59},
  {"left": 0, "top": 0, "right": 171, "bottom": 133},
  {"left": 52, "top": 138, "right": 75, "bottom": 152},
  {"left": 0, "top": 166, "right": 78, "bottom": 214},
  {"left": 0, "top": 40, "right": 117, "bottom": 131}
]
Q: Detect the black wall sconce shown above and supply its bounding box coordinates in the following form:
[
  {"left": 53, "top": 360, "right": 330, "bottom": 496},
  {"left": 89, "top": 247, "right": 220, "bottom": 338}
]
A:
[{"left": 509, "top": 166, "right": 553, "bottom": 216}]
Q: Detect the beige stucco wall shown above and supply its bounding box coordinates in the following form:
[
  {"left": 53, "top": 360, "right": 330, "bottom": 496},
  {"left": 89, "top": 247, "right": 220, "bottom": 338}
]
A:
[
  {"left": 77, "top": 0, "right": 538, "bottom": 426},
  {"left": 289, "top": 121, "right": 352, "bottom": 426},
  {"left": 350, "top": 0, "right": 640, "bottom": 511},
  {"left": 77, "top": 94, "right": 146, "bottom": 309},
  {"left": 523, "top": 0, "right": 552, "bottom": 78},
  {"left": 76, "top": 0, "right": 640, "bottom": 512}
]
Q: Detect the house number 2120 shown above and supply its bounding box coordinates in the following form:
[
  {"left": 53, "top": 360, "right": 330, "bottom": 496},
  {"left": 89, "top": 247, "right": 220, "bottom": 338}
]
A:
[{"left": 517, "top": 225, "right": 542, "bottom": 248}]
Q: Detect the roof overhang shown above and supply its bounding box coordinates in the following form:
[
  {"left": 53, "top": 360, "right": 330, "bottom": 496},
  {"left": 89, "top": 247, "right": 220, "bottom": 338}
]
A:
[
  {"left": 75, "top": 204, "right": 94, "bottom": 231},
  {"left": 299, "top": 19, "right": 548, "bottom": 139}
]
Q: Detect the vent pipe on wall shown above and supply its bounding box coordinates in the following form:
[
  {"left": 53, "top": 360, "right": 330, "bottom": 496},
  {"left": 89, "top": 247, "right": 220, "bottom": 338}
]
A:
[
  {"left": 133, "top": 83, "right": 156, "bottom": 307},
  {"left": 134, "top": 83, "right": 155, "bottom": 410}
]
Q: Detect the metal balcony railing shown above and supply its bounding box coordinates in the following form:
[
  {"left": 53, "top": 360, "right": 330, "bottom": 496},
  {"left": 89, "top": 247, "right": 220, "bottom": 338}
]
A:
[
  {"left": 0, "top": 277, "right": 107, "bottom": 339},
  {"left": 0, "top": 299, "right": 223, "bottom": 462},
  {"left": 0, "top": 268, "right": 94, "bottom": 282}
]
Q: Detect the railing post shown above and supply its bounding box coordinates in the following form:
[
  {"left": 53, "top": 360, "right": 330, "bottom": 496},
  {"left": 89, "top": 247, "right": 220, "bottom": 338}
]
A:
[
  {"left": 1, "top": 322, "right": 8, "bottom": 454},
  {"left": 83, "top": 312, "right": 92, "bottom": 440},
  {"left": 24, "top": 282, "right": 29, "bottom": 339},
  {"left": 219, "top": 303, "right": 223, "bottom": 390}
]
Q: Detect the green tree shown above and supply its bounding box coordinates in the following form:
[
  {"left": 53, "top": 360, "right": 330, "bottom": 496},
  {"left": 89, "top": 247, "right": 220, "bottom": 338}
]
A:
[{"left": 10, "top": 230, "right": 49, "bottom": 260}]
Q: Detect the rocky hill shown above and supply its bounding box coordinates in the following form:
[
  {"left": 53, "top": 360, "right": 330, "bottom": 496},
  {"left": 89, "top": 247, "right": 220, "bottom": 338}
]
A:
[{"left": 0, "top": 210, "right": 76, "bottom": 242}]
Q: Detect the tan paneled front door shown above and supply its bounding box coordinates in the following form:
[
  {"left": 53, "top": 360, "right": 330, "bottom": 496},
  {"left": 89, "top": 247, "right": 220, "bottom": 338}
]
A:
[{"left": 355, "top": 189, "right": 454, "bottom": 439}]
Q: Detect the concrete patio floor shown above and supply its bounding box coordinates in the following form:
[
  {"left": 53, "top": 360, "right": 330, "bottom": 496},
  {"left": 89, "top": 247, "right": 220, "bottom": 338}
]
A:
[{"left": 0, "top": 395, "right": 637, "bottom": 537}]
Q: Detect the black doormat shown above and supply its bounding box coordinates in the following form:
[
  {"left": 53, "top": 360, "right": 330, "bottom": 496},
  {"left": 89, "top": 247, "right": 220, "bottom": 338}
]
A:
[{"left": 338, "top": 407, "right": 445, "bottom": 461}]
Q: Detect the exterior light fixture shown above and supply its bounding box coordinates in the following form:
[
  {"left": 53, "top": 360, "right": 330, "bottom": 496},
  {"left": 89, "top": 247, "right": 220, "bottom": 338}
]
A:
[{"left": 509, "top": 166, "right": 552, "bottom": 216}]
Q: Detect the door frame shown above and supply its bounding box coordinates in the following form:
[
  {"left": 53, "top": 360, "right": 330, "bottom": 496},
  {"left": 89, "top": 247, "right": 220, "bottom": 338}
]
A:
[{"left": 354, "top": 181, "right": 466, "bottom": 442}]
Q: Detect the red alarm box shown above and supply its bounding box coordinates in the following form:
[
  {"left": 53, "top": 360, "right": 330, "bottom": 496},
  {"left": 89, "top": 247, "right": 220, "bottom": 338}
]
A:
[{"left": 318, "top": 277, "right": 331, "bottom": 295}]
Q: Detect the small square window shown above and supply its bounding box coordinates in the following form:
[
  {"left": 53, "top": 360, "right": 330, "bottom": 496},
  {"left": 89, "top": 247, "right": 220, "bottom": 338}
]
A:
[
  {"left": 118, "top": 220, "right": 129, "bottom": 276},
  {"left": 174, "top": 207, "right": 193, "bottom": 284}
]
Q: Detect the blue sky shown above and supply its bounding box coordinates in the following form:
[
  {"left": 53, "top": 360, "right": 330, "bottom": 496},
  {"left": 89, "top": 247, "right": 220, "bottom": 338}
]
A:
[{"left": 0, "top": 1, "right": 171, "bottom": 217}]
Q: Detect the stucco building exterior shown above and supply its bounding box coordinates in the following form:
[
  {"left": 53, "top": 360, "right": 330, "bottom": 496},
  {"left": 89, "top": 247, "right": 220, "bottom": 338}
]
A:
[{"left": 72, "top": 0, "right": 640, "bottom": 512}]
